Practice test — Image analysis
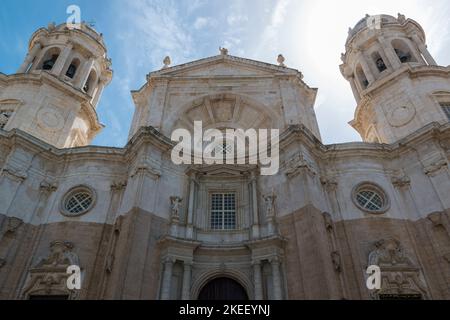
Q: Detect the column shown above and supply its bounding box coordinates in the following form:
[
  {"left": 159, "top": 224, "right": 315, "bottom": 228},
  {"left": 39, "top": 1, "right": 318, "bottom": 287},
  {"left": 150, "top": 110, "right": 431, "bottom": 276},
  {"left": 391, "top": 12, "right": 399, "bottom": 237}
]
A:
[
  {"left": 251, "top": 171, "right": 260, "bottom": 238},
  {"left": 349, "top": 76, "right": 361, "bottom": 103},
  {"left": 253, "top": 261, "right": 263, "bottom": 300},
  {"left": 411, "top": 33, "right": 437, "bottom": 66},
  {"left": 18, "top": 43, "right": 41, "bottom": 73},
  {"left": 51, "top": 43, "right": 73, "bottom": 76},
  {"left": 378, "top": 36, "right": 401, "bottom": 69},
  {"left": 91, "top": 79, "right": 106, "bottom": 107},
  {"left": 186, "top": 173, "right": 196, "bottom": 239},
  {"left": 181, "top": 262, "right": 192, "bottom": 300},
  {"left": 75, "top": 57, "right": 95, "bottom": 88},
  {"left": 356, "top": 51, "right": 375, "bottom": 84},
  {"left": 271, "top": 258, "right": 283, "bottom": 300},
  {"left": 160, "top": 258, "right": 174, "bottom": 300}
]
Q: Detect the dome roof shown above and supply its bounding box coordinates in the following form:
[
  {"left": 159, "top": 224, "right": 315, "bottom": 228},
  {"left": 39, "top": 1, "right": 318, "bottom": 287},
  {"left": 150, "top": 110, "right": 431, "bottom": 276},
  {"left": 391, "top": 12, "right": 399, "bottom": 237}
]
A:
[{"left": 347, "top": 14, "right": 399, "bottom": 42}]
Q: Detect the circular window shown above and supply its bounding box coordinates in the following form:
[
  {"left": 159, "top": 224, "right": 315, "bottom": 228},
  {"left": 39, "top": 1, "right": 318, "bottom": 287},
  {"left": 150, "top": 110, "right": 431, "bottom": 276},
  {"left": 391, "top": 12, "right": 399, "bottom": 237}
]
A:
[
  {"left": 61, "top": 186, "right": 96, "bottom": 217},
  {"left": 352, "top": 183, "right": 389, "bottom": 214}
]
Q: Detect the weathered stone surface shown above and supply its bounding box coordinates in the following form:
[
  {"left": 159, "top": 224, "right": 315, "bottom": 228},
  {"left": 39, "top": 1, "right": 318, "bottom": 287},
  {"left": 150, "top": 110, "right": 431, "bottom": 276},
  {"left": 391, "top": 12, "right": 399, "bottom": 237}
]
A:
[{"left": 0, "top": 15, "right": 449, "bottom": 300}]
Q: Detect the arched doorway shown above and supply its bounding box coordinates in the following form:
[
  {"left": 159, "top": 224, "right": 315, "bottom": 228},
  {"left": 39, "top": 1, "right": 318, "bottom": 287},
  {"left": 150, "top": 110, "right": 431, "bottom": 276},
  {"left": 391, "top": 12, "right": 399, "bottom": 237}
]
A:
[{"left": 198, "top": 277, "right": 249, "bottom": 300}]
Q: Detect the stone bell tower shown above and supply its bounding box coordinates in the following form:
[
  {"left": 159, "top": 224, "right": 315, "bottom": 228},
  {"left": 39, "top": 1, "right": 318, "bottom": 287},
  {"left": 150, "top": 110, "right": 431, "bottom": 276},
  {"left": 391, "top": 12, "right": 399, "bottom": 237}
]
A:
[
  {"left": 340, "top": 14, "right": 450, "bottom": 144},
  {"left": 0, "top": 22, "right": 112, "bottom": 148}
]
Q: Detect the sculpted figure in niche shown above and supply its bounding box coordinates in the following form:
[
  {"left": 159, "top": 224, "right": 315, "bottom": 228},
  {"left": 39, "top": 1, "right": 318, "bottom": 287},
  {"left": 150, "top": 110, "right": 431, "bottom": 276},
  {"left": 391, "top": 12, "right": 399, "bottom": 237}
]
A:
[
  {"left": 263, "top": 192, "right": 277, "bottom": 218},
  {"left": 170, "top": 196, "right": 183, "bottom": 219}
]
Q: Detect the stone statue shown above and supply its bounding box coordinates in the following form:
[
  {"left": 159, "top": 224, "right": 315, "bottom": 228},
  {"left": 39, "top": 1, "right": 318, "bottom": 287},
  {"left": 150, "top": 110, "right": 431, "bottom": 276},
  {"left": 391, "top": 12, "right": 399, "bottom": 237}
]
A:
[
  {"left": 170, "top": 196, "right": 182, "bottom": 219},
  {"left": 48, "top": 22, "right": 56, "bottom": 32},
  {"left": 163, "top": 56, "right": 171, "bottom": 69},
  {"left": 219, "top": 47, "right": 228, "bottom": 55},
  {"left": 397, "top": 13, "right": 406, "bottom": 24},
  {"left": 263, "top": 192, "right": 277, "bottom": 217},
  {"left": 277, "top": 54, "right": 286, "bottom": 67}
]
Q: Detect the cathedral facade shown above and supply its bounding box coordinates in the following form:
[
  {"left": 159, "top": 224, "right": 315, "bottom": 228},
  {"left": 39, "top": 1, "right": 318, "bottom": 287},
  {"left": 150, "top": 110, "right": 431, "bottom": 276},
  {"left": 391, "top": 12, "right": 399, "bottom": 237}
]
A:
[{"left": 0, "top": 14, "right": 449, "bottom": 300}]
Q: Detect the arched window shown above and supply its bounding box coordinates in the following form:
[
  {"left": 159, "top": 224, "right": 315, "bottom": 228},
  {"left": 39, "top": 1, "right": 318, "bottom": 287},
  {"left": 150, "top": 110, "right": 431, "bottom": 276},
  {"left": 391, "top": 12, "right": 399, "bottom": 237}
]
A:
[
  {"left": 372, "top": 52, "right": 387, "bottom": 72},
  {"left": 355, "top": 64, "right": 369, "bottom": 89},
  {"left": 83, "top": 69, "right": 98, "bottom": 95},
  {"left": 65, "top": 58, "right": 80, "bottom": 79},
  {"left": 391, "top": 39, "right": 417, "bottom": 63},
  {"left": 38, "top": 47, "right": 61, "bottom": 71}
]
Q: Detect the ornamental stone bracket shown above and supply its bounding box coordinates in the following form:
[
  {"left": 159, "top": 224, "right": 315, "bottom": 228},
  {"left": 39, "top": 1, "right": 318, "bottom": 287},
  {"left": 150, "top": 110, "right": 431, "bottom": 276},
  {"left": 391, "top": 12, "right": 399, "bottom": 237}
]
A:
[
  {"left": 320, "top": 177, "right": 338, "bottom": 192},
  {"left": 40, "top": 180, "right": 58, "bottom": 193},
  {"left": 423, "top": 159, "right": 448, "bottom": 177},
  {"left": 367, "top": 238, "right": 429, "bottom": 299},
  {"left": 2, "top": 167, "right": 28, "bottom": 182},
  {"left": 1, "top": 217, "right": 24, "bottom": 236},
  {"left": 284, "top": 152, "right": 317, "bottom": 178},
  {"left": 331, "top": 251, "right": 342, "bottom": 273},
  {"left": 21, "top": 240, "right": 81, "bottom": 300},
  {"left": 427, "top": 212, "right": 444, "bottom": 227},
  {"left": 130, "top": 158, "right": 161, "bottom": 180},
  {"left": 391, "top": 172, "right": 411, "bottom": 188},
  {"left": 322, "top": 212, "right": 334, "bottom": 232},
  {"left": 110, "top": 180, "right": 127, "bottom": 192}
]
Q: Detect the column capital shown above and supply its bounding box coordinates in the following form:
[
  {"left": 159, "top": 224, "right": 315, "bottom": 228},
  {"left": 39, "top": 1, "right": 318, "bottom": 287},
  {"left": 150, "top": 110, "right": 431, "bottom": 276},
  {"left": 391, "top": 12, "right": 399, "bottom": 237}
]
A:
[
  {"left": 269, "top": 256, "right": 281, "bottom": 265},
  {"left": 183, "top": 260, "right": 193, "bottom": 267},
  {"left": 251, "top": 260, "right": 262, "bottom": 267},
  {"left": 163, "top": 256, "right": 176, "bottom": 265}
]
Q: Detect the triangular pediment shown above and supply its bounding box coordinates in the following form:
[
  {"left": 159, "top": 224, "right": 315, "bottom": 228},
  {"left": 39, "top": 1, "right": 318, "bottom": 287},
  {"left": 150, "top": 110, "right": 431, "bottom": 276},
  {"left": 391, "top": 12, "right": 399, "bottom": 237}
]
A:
[
  {"left": 186, "top": 164, "right": 256, "bottom": 177},
  {"left": 148, "top": 55, "right": 301, "bottom": 78}
]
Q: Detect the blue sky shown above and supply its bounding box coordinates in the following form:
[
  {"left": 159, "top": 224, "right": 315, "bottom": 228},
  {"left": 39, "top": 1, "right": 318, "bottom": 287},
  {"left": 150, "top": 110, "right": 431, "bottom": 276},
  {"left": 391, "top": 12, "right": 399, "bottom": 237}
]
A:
[{"left": 1, "top": 0, "right": 450, "bottom": 147}]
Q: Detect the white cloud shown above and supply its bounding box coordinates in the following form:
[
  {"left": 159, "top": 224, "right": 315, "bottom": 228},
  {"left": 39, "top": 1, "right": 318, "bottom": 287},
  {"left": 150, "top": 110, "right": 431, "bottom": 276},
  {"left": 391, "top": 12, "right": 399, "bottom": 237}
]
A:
[
  {"left": 252, "top": 0, "right": 291, "bottom": 57},
  {"left": 116, "top": 0, "right": 195, "bottom": 77},
  {"left": 194, "top": 17, "right": 215, "bottom": 30},
  {"left": 101, "top": 0, "right": 450, "bottom": 146},
  {"left": 227, "top": 14, "right": 248, "bottom": 26}
]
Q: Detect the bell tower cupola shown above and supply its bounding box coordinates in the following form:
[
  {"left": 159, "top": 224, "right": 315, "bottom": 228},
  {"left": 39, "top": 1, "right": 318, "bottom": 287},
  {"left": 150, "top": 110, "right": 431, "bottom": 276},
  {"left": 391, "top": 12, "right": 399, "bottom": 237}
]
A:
[
  {"left": 0, "top": 22, "right": 113, "bottom": 148},
  {"left": 340, "top": 14, "right": 450, "bottom": 144}
]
